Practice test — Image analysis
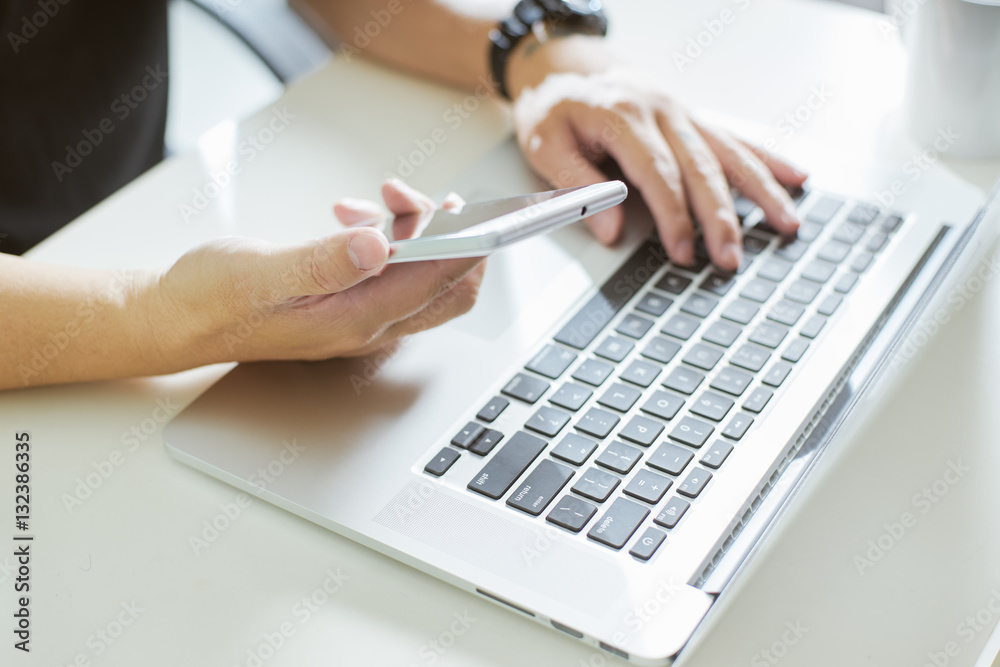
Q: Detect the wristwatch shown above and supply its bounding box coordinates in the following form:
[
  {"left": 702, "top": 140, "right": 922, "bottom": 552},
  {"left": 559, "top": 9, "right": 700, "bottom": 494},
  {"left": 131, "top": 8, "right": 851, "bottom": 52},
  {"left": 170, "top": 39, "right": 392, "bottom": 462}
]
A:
[{"left": 489, "top": 0, "right": 609, "bottom": 100}]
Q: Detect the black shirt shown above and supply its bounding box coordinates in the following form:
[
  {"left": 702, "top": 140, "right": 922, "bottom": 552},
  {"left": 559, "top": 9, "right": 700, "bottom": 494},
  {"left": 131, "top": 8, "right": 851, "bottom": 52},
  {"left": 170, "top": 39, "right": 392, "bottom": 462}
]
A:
[{"left": 0, "top": 0, "right": 168, "bottom": 255}]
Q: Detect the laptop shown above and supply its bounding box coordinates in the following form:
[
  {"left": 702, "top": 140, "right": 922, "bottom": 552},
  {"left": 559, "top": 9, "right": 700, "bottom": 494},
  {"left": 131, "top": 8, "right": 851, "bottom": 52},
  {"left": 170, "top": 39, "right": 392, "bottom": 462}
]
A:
[{"left": 163, "top": 135, "right": 999, "bottom": 664}]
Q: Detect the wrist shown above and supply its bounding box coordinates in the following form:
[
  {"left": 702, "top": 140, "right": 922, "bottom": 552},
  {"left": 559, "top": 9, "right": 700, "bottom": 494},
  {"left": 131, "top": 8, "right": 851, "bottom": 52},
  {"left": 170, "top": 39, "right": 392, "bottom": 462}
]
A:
[{"left": 505, "top": 32, "right": 617, "bottom": 101}]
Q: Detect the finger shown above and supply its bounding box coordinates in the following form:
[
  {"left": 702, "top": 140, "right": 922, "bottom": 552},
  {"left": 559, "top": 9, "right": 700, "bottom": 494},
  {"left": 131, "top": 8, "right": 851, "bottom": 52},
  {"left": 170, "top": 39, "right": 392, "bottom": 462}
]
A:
[
  {"left": 595, "top": 114, "right": 697, "bottom": 265},
  {"left": 738, "top": 138, "right": 809, "bottom": 187},
  {"left": 657, "top": 113, "right": 741, "bottom": 271},
  {"left": 518, "top": 121, "right": 624, "bottom": 245},
  {"left": 697, "top": 125, "right": 800, "bottom": 235},
  {"left": 333, "top": 197, "right": 385, "bottom": 227},
  {"left": 266, "top": 227, "right": 390, "bottom": 297},
  {"left": 382, "top": 178, "right": 436, "bottom": 240}
]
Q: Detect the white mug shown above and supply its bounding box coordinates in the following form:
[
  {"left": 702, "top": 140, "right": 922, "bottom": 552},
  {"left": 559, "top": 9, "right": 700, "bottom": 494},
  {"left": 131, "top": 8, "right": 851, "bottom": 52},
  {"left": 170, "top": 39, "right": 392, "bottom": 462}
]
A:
[{"left": 900, "top": 0, "right": 1000, "bottom": 158}]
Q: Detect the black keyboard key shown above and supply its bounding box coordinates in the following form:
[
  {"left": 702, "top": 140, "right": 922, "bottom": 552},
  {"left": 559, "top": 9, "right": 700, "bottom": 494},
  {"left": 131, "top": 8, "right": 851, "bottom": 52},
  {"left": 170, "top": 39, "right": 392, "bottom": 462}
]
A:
[
  {"left": 595, "top": 440, "right": 642, "bottom": 474},
  {"left": 624, "top": 469, "right": 672, "bottom": 504},
  {"left": 655, "top": 271, "right": 692, "bottom": 295},
  {"left": 882, "top": 214, "right": 904, "bottom": 232},
  {"left": 476, "top": 396, "right": 509, "bottom": 423},
  {"left": 620, "top": 359, "right": 661, "bottom": 388},
  {"left": 847, "top": 203, "right": 879, "bottom": 225},
  {"left": 781, "top": 337, "right": 810, "bottom": 363},
  {"left": 647, "top": 442, "right": 694, "bottom": 476},
  {"left": 743, "top": 386, "right": 773, "bottom": 413},
  {"left": 425, "top": 448, "right": 460, "bottom": 476},
  {"left": 732, "top": 343, "right": 771, "bottom": 372},
  {"left": 576, "top": 408, "right": 620, "bottom": 439},
  {"left": 588, "top": 497, "right": 650, "bottom": 549},
  {"left": 451, "top": 422, "right": 485, "bottom": 449},
  {"left": 642, "top": 336, "right": 681, "bottom": 364},
  {"left": 762, "top": 361, "right": 793, "bottom": 387},
  {"left": 526, "top": 406, "right": 571, "bottom": 437},
  {"left": 669, "top": 416, "right": 714, "bottom": 448},
  {"left": 526, "top": 344, "right": 577, "bottom": 379},
  {"left": 722, "top": 412, "right": 754, "bottom": 440},
  {"left": 691, "top": 391, "right": 734, "bottom": 422},
  {"left": 616, "top": 313, "right": 655, "bottom": 339},
  {"left": 817, "top": 240, "right": 851, "bottom": 263},
  {"left": 470, "top": 429, "right": 504, "bottom": 456},
  {"left": 553, "top": 240, "right": 667, "bottom": 349},
  {"left": 702, "top": 320, "right": 742, "bottom": 347},
  {"left": 833, "top": 222, "right": 865, "bottom": 245},
  {"left": 641, "top": 391, "right": 685, "bottom": 421},
  {"left": 635, "top": 292, "right": 673, "bottom": 317},
  {"left": 551, "top": 433, "right": 599, "bottom": 465},
  {"left": 663, "top": 366, "right": 705, "bottom": 395},
  {"left": 758, "top": 258, "right": 794, "bottom": 282},
  {"left": 801, "top": 259, "right": 837, "bottom": 284},
  {"left": 700, "top": 440, "right": 734, "bottom": 469},
  {"left": 502, "top": 373, "right": 550, "bottom": 404},
  {"left": 549, "top": 382, "right": 593, "bottom": 412},
  {"left": 741, "top": 277, "right": 777, "bottom": 303},
  {"left": 681, "top": 293, "right": 719, "bottom": 318},
  {"left": 661, "top": 313, "right": 701, "bottom": 340},
  {"left": 743, "top": 234, "right": 769, "bottom": 254},
  {"left": 748, "top": 322, "right": 789, "bottom": 349},
  {"left": 800, "top": 315, "right": 826, "bottom": 339},
  {"left": 785, "top": 279, "right": 821, "bottom": 305},
  {"left": 572, "top": 358, "right": 615, "bottom": 386},
  {"left": 834, "top": 272, "right": 858, "bottom": 293},
  {"left": 682, "top": 342, "right": 724, "bottom": 371},
  {"left": 805, "top": 195, "right": 843, "bottom": 224},
  {"left": 774, "top": 240, "right": 808, "bottom": 262},
  {"left": 817, "top": 294, "right": 842, "bottom": 316},
  {"left": 767, "top": 299, "right": 805, "bottom": 326},
  {"left": 796, "top": 221, "right": 823, "bottom": 242},
  {"left": 700, "top": 272, "right": 736, "bottom": 296},
  {"left": 572, "top": 466, "right": 620, "bottom": 502},
  {"left": 619, "top": 415, "right": 665, "bottom": 447},
  {"left": 597, "top": 383, "right": 642, "bottom": 412},
  {"left": 594, "top": 335, "right": 634, "bottom": 363},
  {"left": 547, "top": 495, "right": 597, "bottom": 532},
  {"left": 467, "top": 431, "right": 546, "bottom": 499},
  {"left": 629, "top": 527, "right": 667, "bottom": 561},
  {"left": 677, "top": 467, "right": 713, "bottom": 498},
  {"left": 710, "top": 366, "right": 754, "bottom": 396},
  {"left": 850, "top": 252, "right": 874, "bottom": 272},
  {"left": 507, "top": 459, "right": 574, "bottom": 516},
  {"left": 653, "top": 497, "right": 690, "bottom": 529},
  {"left": 721, "top": 299, "right": 759, "bottom": 325}
]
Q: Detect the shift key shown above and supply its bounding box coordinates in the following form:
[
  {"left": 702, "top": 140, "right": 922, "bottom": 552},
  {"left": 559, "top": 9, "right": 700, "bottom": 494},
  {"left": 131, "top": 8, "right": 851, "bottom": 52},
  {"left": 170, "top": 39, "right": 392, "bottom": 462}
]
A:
[
  {"left": 507, "top": 460, "right": 574, "bottom": 516},
  {"left": 468, "top": 431, "right": 547, "bottom": 500}
]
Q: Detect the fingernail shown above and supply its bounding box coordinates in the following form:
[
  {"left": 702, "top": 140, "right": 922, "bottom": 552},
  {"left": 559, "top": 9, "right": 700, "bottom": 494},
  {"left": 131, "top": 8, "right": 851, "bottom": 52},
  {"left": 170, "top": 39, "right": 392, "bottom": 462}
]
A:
[
  {"left": 721, "top": 241, "right": 742, "bottom": 270},
  {"left": 348, "top": 231, "right": 388, "bottom": 271},
  {"left": 674, "top": 238, "right": 694, "bottom": 265}
]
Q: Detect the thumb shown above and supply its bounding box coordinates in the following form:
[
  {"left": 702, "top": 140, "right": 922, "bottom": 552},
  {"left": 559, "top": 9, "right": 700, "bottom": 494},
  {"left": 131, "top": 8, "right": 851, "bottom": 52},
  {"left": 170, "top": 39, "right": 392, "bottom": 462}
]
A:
[{"left": 269, "top": 227, "right": 390, "bottom": 297}]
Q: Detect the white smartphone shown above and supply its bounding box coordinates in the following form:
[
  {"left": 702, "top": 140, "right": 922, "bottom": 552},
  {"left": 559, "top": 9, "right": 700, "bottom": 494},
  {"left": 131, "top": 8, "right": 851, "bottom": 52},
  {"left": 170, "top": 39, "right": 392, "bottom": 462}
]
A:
[{"left": 386, "top": 181, "right": 628, "bottom": 263}]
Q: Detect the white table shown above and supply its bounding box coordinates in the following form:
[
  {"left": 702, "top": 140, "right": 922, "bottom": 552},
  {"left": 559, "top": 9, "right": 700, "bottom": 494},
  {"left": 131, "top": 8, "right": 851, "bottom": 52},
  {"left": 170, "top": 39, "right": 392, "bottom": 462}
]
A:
[{"left": 4, "top": 1, "right": 1000, "bottom": 665}]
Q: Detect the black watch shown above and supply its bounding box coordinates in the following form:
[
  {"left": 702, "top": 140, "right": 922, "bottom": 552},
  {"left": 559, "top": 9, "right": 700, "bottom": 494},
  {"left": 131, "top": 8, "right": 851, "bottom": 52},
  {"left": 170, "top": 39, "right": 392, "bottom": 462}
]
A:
[{"left": 489, "top": 0, "right": 609, "bottom": 101}]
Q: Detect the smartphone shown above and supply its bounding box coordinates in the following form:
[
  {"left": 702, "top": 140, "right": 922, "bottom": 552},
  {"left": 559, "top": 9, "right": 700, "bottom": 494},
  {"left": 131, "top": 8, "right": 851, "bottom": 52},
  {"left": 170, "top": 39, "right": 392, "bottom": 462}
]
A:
[{"left": 386, "top": 181, "right": 628, "bottom": 263}]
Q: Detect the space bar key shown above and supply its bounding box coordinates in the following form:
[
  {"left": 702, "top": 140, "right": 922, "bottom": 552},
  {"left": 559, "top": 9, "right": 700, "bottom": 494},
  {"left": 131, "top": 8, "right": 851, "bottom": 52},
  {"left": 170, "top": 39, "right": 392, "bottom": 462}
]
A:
[{"left": 467, "top": 431, "right": 547, "bottom": 500}]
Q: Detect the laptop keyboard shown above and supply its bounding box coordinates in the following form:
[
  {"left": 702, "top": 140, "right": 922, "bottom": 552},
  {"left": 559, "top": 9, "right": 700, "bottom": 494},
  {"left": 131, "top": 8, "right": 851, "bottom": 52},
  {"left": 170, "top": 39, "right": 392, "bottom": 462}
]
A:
[{"left": 420, "top": 190, "right": 906, "bottom": 562}]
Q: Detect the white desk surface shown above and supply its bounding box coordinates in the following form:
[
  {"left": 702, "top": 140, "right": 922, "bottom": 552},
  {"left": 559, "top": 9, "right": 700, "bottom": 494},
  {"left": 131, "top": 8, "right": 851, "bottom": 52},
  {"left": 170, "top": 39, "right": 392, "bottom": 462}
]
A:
[{"left": 4, "top": 1, "right": 1000, "bottom": 665}]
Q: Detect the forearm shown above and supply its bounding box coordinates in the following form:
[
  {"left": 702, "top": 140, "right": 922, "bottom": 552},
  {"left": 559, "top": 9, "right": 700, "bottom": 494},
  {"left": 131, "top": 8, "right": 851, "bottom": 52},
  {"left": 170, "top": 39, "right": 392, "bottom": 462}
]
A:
[{"left": 0, "top": 254, "right": 189, "bottom": 390}]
